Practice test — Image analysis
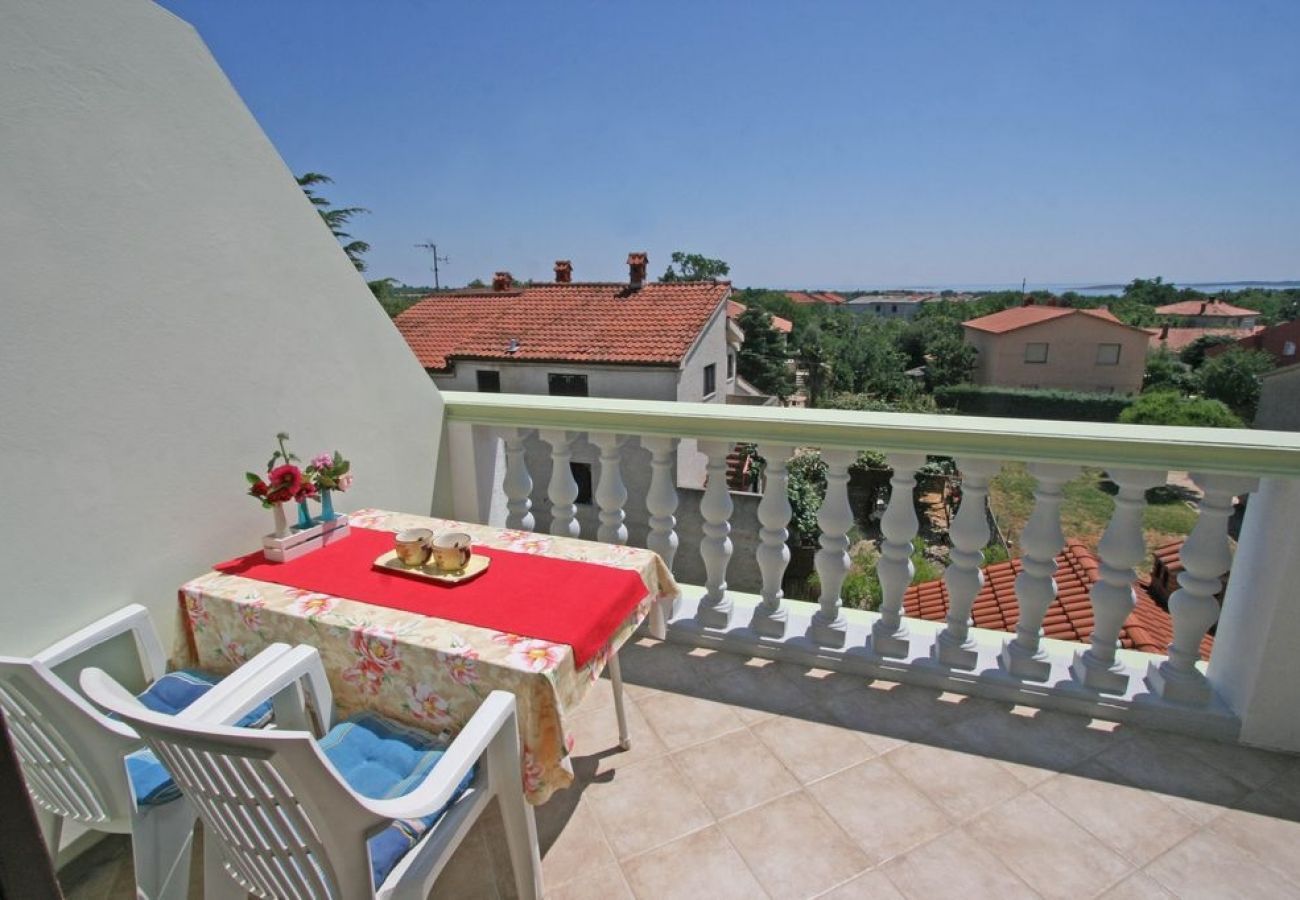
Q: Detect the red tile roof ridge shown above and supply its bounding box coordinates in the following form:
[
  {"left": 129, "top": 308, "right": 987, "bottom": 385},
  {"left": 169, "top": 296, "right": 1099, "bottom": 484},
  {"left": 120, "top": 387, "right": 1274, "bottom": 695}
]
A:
[{"left": 1155, "top": 299, "right": 1257, "bottom": 317}]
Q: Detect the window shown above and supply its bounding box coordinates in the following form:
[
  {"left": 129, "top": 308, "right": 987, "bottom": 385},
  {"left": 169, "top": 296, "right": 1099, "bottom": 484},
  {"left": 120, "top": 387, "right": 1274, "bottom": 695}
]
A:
[
  {"left": 727, "top": 353, "right": 736, "bottom": 380},
  {"left": 890, "top": 304, "right": 898, "bottom": 313},
  {"left": 1096, "top": 344, "right": 1122, "bottom": 366},
  {"left": 703, "top": 363, "right": 717, "bottom": 397},
  {"left": 1024, "top": 343, "right": 1049, "bottom": 364},
  {"left": 476, "top": 370, "right": 501, "bottom": 392},
  {"left": 547, "top": 373, "right": 588, "bottom": 397},
  {"left": 1285, "top": 341, "right": 1296, "bottom": 357},
  {"left": 570, "top": 462, "right": 593, "bottom": 505}
]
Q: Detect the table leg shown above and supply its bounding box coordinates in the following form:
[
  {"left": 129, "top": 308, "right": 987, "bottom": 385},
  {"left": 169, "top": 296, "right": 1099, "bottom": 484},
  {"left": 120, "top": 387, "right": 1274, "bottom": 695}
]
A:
[{"left": 608, "top": 651, "right": 631, "bottom": 750}]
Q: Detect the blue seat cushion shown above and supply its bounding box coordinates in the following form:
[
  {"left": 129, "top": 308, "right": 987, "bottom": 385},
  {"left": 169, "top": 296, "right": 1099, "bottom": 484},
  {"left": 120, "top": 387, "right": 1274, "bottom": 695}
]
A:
[
  {"left": 318, "top": 711, "right": 476, "bottom": 889},
  {"left": 126, "top": 669, "right": 273, "bottom": 807}
]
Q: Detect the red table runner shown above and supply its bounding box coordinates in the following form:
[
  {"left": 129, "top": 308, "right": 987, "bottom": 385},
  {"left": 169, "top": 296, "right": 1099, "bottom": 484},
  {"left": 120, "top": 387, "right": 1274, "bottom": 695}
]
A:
[{"left": 214, "top": 527, "right": 649, "bottom": 668}]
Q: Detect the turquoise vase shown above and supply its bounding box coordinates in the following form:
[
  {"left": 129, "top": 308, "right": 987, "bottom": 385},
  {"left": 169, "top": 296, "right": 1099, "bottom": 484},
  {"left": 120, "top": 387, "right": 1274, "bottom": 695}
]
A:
[
  {"left": 319, "top": 489, "right": 338, "bottom": 522},
  {"left": 295, "top": 500, "right": 314, "bottom": 530}
]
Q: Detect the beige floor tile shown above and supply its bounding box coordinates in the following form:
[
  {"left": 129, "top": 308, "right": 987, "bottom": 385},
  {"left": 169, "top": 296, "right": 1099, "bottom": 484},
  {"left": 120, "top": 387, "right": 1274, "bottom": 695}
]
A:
[
  {"left": 1034, "top": 760, "right": 1198, "bottom": 866},
  {"left": 881, "top": 830, "right": 1037, "bottom": 900},
  {"left": 1141, "top": 730, "right": 1295, "bottom": 790},
  {"left": 969, "top": 792, "right": 1134, "bottom": 900},
  {"left": 533, "top": 797, "right": 619, "bottom": 890},
  {"left": 820, "top": 680, "right": 940, "bottom": 749},
  {"left": 1098, "top": 871, "right": 1176, "bottom": 899},
  {"left": 1091, "top": 732, "right": 1251, "bottom": 821},
  {"left": 941, "top": 705, "right": 1127, "bottom": 779},
  {"left": 708, "top": 659, "right": 818, "bottom": 723},
  {"left": 814, "top": 869, "right": 905, "bottom": 899},
  {"left": 751, "top": 712, "right": 878, "bottom": 784},
  {"left": 1209, "top": 801, "right": 1300, "bottom": 886},
  {"left": 806, "top": 758, "right": 953, "bottom": 865},
  {"left": 774, "top": 663, "right": 867, "bottom": 705},
  {"left": 545, "top": 861, "right": 633, "bottom": 900},
  {"left": 585, "top": 755, "right": 714, "bottom": 859},
  {"left": 620, "top": 825, "right": 766, "bottom": 900},
  {"left": 720, "top": 791, "right": 871, "bottom": 899},
  {"left": 637, "top": 690, "right": 746, "bottom": 751},
  {"left": 673, "top": 728, "right": 801, "bottom": 818},
  {"left": 567, "top": 698, "right": 667, "bottom": 780},
  {"left": 1144, "top": 829, "right": 1300, "bottom": 899},
  {"left": 885, "top": 742, "right": 1026, "bottom": 821},
  {"left": 430, "top": 826, "right": 502, "bottom": 900}
]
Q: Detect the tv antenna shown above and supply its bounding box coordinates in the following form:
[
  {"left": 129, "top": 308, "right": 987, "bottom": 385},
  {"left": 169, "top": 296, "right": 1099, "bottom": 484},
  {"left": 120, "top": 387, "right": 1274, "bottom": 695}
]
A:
[{"left": 414, "top": 240, "right": 449, "bottom": 290}]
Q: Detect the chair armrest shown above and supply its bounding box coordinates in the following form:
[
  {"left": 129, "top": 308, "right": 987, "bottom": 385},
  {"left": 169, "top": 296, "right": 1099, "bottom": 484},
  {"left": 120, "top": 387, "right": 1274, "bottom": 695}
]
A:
[
  {"left": 360, "top": 691, "right": 517, "bottom": 823},
  {"left": 179, "top": 644, "right": 335, "bottom": 734},
  {"left": 35, "top": 603, "right": 167, "bottom": 683}
]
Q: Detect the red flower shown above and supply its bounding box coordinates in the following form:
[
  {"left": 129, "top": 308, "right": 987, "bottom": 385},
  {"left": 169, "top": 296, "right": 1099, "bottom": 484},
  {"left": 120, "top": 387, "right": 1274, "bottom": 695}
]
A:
[
  {"left": 294, "top": 481, "right": 319, "bottom": 502},
  {"left": 265, "top": 464, "right": 303, "bottom": 504}
]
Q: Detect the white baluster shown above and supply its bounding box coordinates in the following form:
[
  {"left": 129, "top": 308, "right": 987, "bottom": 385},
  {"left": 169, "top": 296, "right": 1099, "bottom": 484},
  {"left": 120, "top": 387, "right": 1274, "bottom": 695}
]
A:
[
  {"left": 591, "top": 433, "right": 628, "bottom": 545},
  {"left": 1073, "top": 468, "right": 1165, "bottom": 693},
  {"left": 809, "top": 449, "right": 856, "bottom": 647},
  {"left": 696, "top": 440, "right": 734, "bottom": 629},
  {"left": 641, "top": 436, "right": 680, "bottom": 639},
  {"left": 872, "top": 453, "right": 925, "bottom": 657},
  {"left": 1147, "top": 473, "right": 1257, "bottom": 704},
  {"left": 538, "top": 429, "right": 580, "bottom": 539},
  {"left": 999, "top": 463, "right": 1076, "bottom": 680},
  {"left": 501, "top": 428, "right": 535, "bottom": 532},
  {"left": 933, "top": 458, "right": 998, "bottom": 669},
  {"left": 751, "top": 444, "right": 792, "bottom": 638}
]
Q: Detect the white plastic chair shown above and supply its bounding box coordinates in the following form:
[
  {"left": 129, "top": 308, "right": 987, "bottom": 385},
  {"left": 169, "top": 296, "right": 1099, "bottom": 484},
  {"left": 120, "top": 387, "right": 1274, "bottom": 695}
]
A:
[
  {"left": 0, "top": 603, "right": 291, "bottom": 900},
  {"left": 81, "top": 644, "right": 545, "bottom": 900}
]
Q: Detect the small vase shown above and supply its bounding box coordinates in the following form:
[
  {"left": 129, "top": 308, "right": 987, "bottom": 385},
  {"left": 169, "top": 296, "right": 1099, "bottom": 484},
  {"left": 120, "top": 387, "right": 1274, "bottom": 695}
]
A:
[
  {"left": 271, "top": 503, "right": 290, "bottom": 539},
  {"left": 319, "top": 488, "right": 338, "bottom": 522},
  {"left": 295, "top": 500, "right": 314, "bottom": 530}
]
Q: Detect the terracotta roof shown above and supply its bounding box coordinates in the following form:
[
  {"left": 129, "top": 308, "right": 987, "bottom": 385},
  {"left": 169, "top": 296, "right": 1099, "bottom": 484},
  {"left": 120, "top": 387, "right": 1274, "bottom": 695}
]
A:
[
  {"left": 728, "top": 300, "right": 792, "bottom": 334},
  {"left": 1149, "top": 325, "right": 1264, "bottom": 352},
  {"left": 785, "top": 291, "right": 844, "bottom": 305},
  {"left": 394, "top": 281, "right": 730, "bottom": 371},
  {"left": 1155, "top": 299, "right": 1256, "bottom": 317},
  {"left": 962, "top": 305, "right": 1141, "bottom": 335},
  {"left": 902, "top": 540, "right": 1212, "bottom": 661}
]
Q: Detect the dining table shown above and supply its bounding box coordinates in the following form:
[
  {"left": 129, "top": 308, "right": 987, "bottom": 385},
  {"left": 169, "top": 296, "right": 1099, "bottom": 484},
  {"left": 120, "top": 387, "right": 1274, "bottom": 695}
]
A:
[{"left": 172, "top": 508, "right": 679, "bottom": 804}]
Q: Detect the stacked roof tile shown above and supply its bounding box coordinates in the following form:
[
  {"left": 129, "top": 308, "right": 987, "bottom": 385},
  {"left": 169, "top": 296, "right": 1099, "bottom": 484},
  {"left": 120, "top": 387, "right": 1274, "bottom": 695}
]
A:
[
  {"left": 1155, "top": 299, "right": 1256, "bottom": 318},
  {"left": 961, "top": 305, "right": 1144, "bottom": 335},
  {"left": 394, "top": 281, "right": 730, "bottom": 371},
  {"left": 728, "top": 300, "right": 792, "bottom": 334},
  {"left": 902, "top": 539, "right": 1212, "bottom": 661},
  {"left": 785, "top": 291, "right": 845, "bottom": 305}
]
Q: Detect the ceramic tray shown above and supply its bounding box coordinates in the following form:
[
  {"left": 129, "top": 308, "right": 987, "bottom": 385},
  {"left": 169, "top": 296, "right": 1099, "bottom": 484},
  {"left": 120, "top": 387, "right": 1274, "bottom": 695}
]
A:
[{"left": 373, "top": 550, "right": 490, "bottom": 584}]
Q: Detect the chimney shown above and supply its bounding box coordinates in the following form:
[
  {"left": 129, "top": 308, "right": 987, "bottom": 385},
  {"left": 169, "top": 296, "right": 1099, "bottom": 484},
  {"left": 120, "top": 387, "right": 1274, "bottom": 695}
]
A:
[
  {"left": 1023, "top": 297, "right": 1035, "bottom": 307},
  {"left": 1160, "top": 323, "right": 1170, "bottom": 339},
  {"left": 554, "top": 260, "right": 573, "bottom": 284},
  {"left": 627, "top": 252, "right": 648, "bottom": 288},
  {"left": 492, "top": 271, "right": 513, "bottom": 292},
  {"left": 1199, "top": 302, "right": 1208, "bottom": 314}
]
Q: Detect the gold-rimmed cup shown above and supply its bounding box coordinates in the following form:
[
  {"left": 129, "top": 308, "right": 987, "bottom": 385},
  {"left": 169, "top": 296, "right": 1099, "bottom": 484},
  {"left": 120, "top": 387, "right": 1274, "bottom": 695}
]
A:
[
  {"left": 430, "top": 531, "right": 472, "bottom": 572},
  {"left": 394, "top": 528, "right": 434, "bottom": 567}
]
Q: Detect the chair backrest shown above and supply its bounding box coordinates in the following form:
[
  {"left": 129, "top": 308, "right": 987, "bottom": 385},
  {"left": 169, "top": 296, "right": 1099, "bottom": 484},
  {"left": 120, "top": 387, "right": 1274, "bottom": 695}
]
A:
[
  {"left": 83, "top": 671, "right": 387, "bottom": 899},
  {"left": 0, "top": 657, "right": 140, "bottom": 827}
]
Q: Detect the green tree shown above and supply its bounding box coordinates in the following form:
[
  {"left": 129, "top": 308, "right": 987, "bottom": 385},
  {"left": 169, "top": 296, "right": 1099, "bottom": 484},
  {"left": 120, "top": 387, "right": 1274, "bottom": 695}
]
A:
[
  {"left": 296, "top": 172, "right": 370, "bottom": 272},
  {"left": 924, "top": 336, "right": 977, "bottom": 390},
  {"left": 1198, "top": 347, "right": 1274, "bottom": 419},
  {"left": 1118, "top": 391, "right": 1243, "bottom": 428},
  {"left": 797, "top": 327, "right": 835, "bottom": 407},
  {"left": 735, "top": 306, "right": 794, "bottom": 398},
  {"left": 1179, "top": 333, "right": 1239, "bottom": 368},
  {"left": 1122, "top": 277, "right": 1183, "bottom": 308},
  {"left": 659, "top": 251, "right": 730, "bottom": 282},
  {"left": 1142, "top": 348, "right": 1196, "bottom": 394}
]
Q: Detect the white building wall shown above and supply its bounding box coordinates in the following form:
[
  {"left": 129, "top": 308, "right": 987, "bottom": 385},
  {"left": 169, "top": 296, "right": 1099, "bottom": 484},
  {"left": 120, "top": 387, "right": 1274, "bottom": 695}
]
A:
[
  {"left": 676, "top": 301, "right": 732, "bottom": 488},
  {"left": 433, "top": 360, "right": 679, "bottom": 400},
  {"left": 0, "top": 0, "right": 443, "bottom": 654}
]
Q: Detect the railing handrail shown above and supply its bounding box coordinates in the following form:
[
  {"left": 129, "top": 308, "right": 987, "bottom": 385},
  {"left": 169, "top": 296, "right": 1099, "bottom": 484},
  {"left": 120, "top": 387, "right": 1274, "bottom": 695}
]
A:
[{"left": 441, "top": 391, "right": 1300, "bottom": 477}]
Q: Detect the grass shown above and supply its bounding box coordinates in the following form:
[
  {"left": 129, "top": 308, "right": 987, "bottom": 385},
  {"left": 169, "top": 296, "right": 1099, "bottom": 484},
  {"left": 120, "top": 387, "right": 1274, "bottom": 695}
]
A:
[{"left": 989, "top": 463, "right": 1197, "bottom": 573}]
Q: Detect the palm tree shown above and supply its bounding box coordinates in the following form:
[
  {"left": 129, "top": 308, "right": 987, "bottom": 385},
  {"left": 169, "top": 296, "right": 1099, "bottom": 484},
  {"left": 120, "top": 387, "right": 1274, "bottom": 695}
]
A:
[{"left": 296, "top": 172, "right": 370, "bottom": 272}]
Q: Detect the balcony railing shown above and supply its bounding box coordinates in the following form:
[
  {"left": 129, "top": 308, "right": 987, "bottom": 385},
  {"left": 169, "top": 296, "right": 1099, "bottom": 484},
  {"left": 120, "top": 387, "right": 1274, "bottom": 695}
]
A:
[{"left": 437, "top": 392, "right": 1300, "bottom": 751}]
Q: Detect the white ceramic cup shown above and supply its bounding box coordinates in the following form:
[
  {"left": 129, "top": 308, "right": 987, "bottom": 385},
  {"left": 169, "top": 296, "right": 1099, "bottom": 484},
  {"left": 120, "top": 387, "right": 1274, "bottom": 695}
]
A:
[
  {"left": 394, "top": 528, "right": 434, "bottom": 566},
  {"left": 430, "top": 531, "right": 472, "bottom": 572}
]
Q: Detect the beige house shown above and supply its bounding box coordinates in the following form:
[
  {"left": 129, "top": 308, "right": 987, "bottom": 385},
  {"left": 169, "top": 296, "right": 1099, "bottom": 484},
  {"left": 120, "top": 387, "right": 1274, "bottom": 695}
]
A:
[
  {"left": 1255, "top": 363, "right": 1300, "bottom": 431},
  {"left": 962, "top": 304, "right": 1150, "bottom": 394}
]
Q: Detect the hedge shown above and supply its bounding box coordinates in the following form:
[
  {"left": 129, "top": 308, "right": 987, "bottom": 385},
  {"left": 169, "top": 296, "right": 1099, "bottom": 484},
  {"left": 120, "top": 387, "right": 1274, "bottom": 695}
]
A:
[{"left": 933, "top": 384, "right": 1132, "bottom": 422}]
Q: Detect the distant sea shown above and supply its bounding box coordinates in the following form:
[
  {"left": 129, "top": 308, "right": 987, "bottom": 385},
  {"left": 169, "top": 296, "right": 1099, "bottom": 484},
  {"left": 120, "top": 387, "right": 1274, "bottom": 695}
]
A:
[{"left": 846, "top": 280, "right": 1300, "bottom": 297}]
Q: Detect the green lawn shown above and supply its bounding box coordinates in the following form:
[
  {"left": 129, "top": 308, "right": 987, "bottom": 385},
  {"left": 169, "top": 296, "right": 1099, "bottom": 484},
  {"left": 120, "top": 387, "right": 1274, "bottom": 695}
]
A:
[{"left": 989, "top": 463, "right": 1197, "bottom": 572}]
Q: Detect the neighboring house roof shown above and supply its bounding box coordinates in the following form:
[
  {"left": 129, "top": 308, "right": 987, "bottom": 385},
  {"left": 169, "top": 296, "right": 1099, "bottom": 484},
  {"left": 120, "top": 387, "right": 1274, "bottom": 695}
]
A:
[
  {"left": 1149, "top": 325, "right": 1264, "bottom": 353},
  {"left": 728, "top": 300, "right": 793, "bottom": 334},
  {"left": 395, "top": 281, "right": 731, "bottom": 371},
  {"left": 902, "top": 539, "right": 1212, "bottom": 661},
  {"left": 1207, "top": 318, "right": 1300, "bottom": 366},
  {"left": 962, "top": 305, "right": 1147, "bottom": 336},
  {"left": 785, "top": 291, "right": 845, "bottom": 305},
  {"left": 1155, "top": 299, "right": 1256, "bottom": 317}
]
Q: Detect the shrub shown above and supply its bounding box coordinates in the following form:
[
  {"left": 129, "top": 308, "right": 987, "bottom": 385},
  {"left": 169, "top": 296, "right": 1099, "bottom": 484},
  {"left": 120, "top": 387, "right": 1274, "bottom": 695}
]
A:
[
  {"left": 1197, "top": 347, "right": 1274, "bottom": 419},
  {"left": 934, "top": 385, "right": 1131, "bottom": 422},
  {"left": 1117, "top": 391, "right": 1243, "bottom": 428}
]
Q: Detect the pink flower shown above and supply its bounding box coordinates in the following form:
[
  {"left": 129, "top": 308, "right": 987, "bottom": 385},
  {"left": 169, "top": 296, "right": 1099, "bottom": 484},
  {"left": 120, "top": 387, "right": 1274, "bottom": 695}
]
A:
[
  {"left": 445, "top": 650, "right": 479, "bottom": 686},
  {"left": 290, "top": 593, "right": 338, "bottom": 617},
  {"left": 349, "top": 626, "right": 402, "bottom": 672},
  {"left": 311, "top": 453, "right": 334, "bottom": 470},
  {"left": 336, "top": 473, "right": 353, "bottom": 492},
  {"left": 521, "top": 746, "right": 544, "bottom": 795},
  {"left": 405, "top": 684, "right": 453, "bottom": 729},
  {"left": 508, "top": 640, "right": 564, "bottom": 673},
  {"left": 342, "top": 657, "right": 385, "bottom": 695}
]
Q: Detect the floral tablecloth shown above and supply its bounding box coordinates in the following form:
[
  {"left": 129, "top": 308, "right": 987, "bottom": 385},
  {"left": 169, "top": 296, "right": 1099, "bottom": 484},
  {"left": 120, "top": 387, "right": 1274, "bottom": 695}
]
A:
[{"left": 173, "top": 508, "right": 678, "bottom": 803}]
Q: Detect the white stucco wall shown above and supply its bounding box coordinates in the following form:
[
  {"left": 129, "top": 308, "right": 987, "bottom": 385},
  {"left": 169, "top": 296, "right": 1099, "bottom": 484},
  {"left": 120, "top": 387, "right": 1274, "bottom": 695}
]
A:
[
  {"left": 432, "top": 360, "right": 679, "bottom": 400},
  {"left": 0, "top": 0, "right": 444, "bottom": 654}
]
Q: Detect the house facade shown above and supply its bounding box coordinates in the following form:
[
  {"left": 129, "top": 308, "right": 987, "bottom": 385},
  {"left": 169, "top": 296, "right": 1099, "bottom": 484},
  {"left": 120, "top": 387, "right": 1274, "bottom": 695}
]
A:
[
  {"left": 1206, "top": 318, "right": 1300, "bottom": 368},
  {"left": 1255, "top": 363, "right": 1300, "bottom": 431},
  {"left": 962, "top": 304, "right": 1150, "bottom": 394},
  {"left": 845, "top": 294, "right": 933, "bottom": 320}
]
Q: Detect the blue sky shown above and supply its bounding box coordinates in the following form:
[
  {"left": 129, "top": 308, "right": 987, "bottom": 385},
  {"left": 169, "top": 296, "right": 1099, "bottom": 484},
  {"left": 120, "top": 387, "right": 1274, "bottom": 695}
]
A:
[{"left": 160, "top": 0, "right": 1299, "bottom": 289}]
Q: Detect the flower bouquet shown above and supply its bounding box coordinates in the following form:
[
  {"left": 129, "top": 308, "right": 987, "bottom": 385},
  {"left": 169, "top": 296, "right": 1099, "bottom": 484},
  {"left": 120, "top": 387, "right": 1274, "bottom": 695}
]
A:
[
  {"left": 246, "top": 433, "right": 353, "bottom": 561},
  {"left": 306, "top": 450, "right": 352, "bottom": 522},
  {"left": 247, "top": 433, "right": 317, "bottom": 537}
]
